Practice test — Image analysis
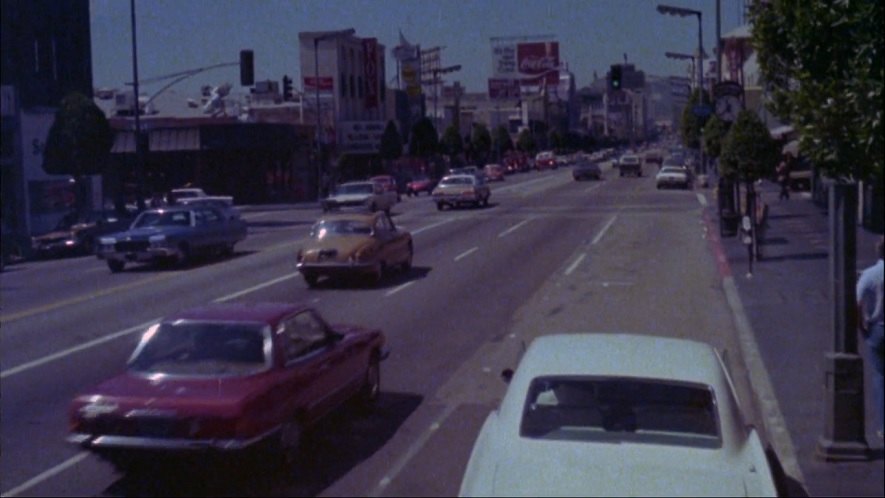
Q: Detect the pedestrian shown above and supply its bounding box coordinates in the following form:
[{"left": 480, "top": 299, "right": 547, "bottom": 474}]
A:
[
  {"left": 856, "top": 236, "right": 884, "bottom": 440},
  {"left": 776, "top": 152, "right": 793, "bottom": 200}
]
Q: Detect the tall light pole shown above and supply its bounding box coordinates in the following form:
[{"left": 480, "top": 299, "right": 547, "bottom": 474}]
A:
[
  {"left": 129, "top": 0, "right": 146, "bottom": 211},
  {"left": 658, "top": 3, "right": 705, "bottom": 175},
  {"left": 313, "top": 28, "right": 355, "bottom": 201}
]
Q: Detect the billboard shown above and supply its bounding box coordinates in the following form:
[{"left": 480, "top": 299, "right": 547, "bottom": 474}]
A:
[
  {"left": 338, "top": 121, "right": 386, "bottom": 154},
  {"left": 363, "top": 38, "right": 379, "bottom": 109},
  {"left": 492, "top": 41, "right": 560, "bottom": 85},
  {"left": 303, "top": 76, "right": 334, "bottom": 93},
  {"left": 488, "top": 78, "right": 521, "bottom": 100}
]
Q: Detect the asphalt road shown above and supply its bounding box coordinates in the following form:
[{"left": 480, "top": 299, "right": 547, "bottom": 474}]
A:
[{"left": 0, "top": 164, "right": 772, "bottom": 496}]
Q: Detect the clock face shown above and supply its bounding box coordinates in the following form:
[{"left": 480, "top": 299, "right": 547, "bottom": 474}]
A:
[{"left": 715, "top": 95, "right": 741, "bottom": 122}]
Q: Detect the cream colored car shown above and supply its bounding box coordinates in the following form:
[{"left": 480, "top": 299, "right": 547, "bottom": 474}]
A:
[{"left": 432, "top": 174, "right": 491, "bottom": 210}]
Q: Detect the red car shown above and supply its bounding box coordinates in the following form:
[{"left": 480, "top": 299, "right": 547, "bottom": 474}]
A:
[
  {"left": 406, "top": 175, "right": 436, "bottom": 196},
  {"left": 68, "top": 302, "right": 387, "bottom": 470},
  {"left": 370, "top": 175, "right": 401, "bottom": 202}
]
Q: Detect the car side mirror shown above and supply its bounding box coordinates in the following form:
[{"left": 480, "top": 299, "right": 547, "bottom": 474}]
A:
[{"left": 501, "top": 368, "right": 514, "bottom": 384}]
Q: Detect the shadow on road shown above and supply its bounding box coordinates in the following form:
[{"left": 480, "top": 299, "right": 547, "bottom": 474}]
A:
[{"left": 102, "top": 391, "right": 424, "bottom": 497}]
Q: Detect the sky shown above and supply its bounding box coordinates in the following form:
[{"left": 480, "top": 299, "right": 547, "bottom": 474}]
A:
[{"left": 89, "top": 0, "right": 747, "bottom": 98}]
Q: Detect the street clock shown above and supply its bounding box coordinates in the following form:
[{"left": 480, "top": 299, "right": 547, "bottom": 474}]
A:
[{"left": 713, "top": 81, "right": 743, "bottom": 123}]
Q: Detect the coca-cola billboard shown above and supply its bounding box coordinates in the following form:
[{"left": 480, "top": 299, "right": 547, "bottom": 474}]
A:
[{"left": 517, "top": 42, "right": 559, "bottom": 84}]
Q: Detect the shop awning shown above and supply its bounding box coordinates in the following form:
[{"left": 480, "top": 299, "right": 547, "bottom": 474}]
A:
[
  {"left": 110, "top": 128, "right": 200, "bottom": 153},
  {"left": 782, "top": 139, "right": 799, "bottom": 156}
]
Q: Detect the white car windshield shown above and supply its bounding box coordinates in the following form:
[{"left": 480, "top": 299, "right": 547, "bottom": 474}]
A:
[
  {"left": 132, "top": 210, "right": 192, "bottom": 228},
  {"left": 660, "top": 167, "right": 685, "bottom": 174},
  {"left": 440, "top": 177, "right": 474, "bottom": 186},
  {"left": 310, "top": 220, "right": 373, "bottom": 239},
  {"left": 129, "top": 322, "right": 268, "bottom": 376},
  {"left": 521, "top": 376, "right": 721, "bottom": 448},
  {"left": 335, "top": 184, "right": 373, "bottom": 195}
]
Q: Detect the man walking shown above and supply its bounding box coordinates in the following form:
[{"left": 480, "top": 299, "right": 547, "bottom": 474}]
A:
[
  {"left": 776, "top": 152, "right": 793, "bottom": 201},
  {"left": 857, "top": 236, "right": 884, "bottom": 440}
]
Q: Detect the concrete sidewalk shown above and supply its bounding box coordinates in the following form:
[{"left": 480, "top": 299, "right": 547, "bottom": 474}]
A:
[{"left": 712, "top": 181, "right": 884, "bottom": 496}]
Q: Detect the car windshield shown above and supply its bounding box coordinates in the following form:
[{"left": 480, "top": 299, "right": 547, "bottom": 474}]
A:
[
  {"left": 131, "top": 210, "right": 192, "bottom": 228},
  {"left": 621, "top": 156, "right": 640, "bottom": 164},
  {"left": 129, "top": 321, "right": 269, "bottom": 376},
  {"left": 310, "top": 219, "right": 373, "bottom": 239},
  {"left": 660, "top": 167, "right": 684, "bottom": 174},
  {"left": 335, "top": 184, "right": 373, "bottom": 195},
  {"left": 521, "top": 376, "right": 721, "bottom": 448},
  {"left": 439, "top": 177, "right": 474, "bottom": 186}
]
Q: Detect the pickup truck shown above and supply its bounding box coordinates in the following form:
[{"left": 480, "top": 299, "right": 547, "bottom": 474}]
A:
[
  {"left": 96, "top": 204, "right": 247, "bottom": 272},
  {"left": 167, "top": 188, "right": 234, "bottom": 207}
]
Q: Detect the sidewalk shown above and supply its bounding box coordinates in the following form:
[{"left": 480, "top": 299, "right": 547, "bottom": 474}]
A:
[{"left": 713, "top": 181, "right": 884, "bottom": 496}]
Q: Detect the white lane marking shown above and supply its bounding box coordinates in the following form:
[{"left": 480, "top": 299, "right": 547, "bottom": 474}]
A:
[
  {"left": 369, "top": 404, "right": 458, "bottom": 497},
  {"left": 1, "top": 453, "right": 89, "bottom": 497},
  {"left": 0, "top": 318, "right": 159, "bottom": 380},
  {"left": 584, "top": 183, "right": 605, "bottom": 194},
  {"left": 697, "top": 193, "right": 708, "bottom": 207},
  {"left": 564, "top": 253, "right": 587, "bottom": 275},
  {"left": 498, "top": 217, "right": 534, "bottom": 238},
  {"left": 454, "top": 247, "right": 479, "bottom": 261},
  {"left": 592, "top": 214, "right": 618, "bottom": 245},
  {"left": 385, "top": 281, "right": 415, "bottom": 297},
  {"left": 213, "top": 271, "right": 301, "bottom": 302},
  {"left": 722, "top": 276, "right": 805, "bottom": 484},
  {"left": 411, "top": 218, "right": 454, "bottom": 235}
]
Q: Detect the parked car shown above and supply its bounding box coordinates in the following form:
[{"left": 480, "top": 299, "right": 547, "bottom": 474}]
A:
[
  {"left": 484, "top": 163, "right": 506, "bottom": 182},
  {"left": 295, "top": 211, "right": 413, "bottom": 287},
  {"left": 96, "top": 205, "right": 247, "bottom": 272},
  {"left": 405, "top": 175, "right": 437, "bottom": 196},
  {"left": 535, "top": 151, "right": 557, "bottom": 170},
  {"left": 32, "top": 209, "right": 137, "bottom": 259},
  {"left": 322, "top": 181, "right": 396, "bottom": 214},
  {"left": 572, "top": 159, "right": 603, "bottom": 181},
  {"left": 618, "top": 154, "right": 643, "bottom": 177},
  {"left": 369, "top": 175, "right": 401, "bottom": 202},
  {"left": 656, "top": 166, "right": 691, "bottom": 189},
  {"left": 459, "top": 333, "right": 778, "bottom": 497},
  {"left": 68, "top": 302, "right": 388, "bottom": 471},
  {"left": 166, "top": 187, "right": 234, "bottom": 207},
  {"left": 432, "top": 174, "right": 491, "bottom": 210}
]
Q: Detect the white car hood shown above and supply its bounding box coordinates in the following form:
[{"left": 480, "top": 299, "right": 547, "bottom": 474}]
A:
[
  {"left": 328, "top": 193, "right": 370, "bottom": 202},
  {"left": 488, "top": 440, "right": 749, "bottom": 497}
]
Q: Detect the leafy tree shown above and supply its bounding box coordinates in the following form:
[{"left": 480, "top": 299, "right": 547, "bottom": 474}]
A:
[
  {"left": 720, "top": 110, "right": 779, "bottom": 182},
  {"left": 492, "top": 125, "right": 513, "bottom": 160},
  {"left": 408, "top": 117, "right": 438, "bottom": 158},
  {"left": 679, "top": 88, "right": 712, "bottom": 150},
  {"left": 441, "top": 125, "right": 463, "bottom": 158},
  {"left": 379, "top": 120, "right": 403, "bottom": 168},
  {"left": 548, "top": 129, "right": 563, "bottom": 152},
  {"left": 516, "top": 129, "right": 536, "bottom": 154},
  {"left": 42, "top": 92, "right": 113, "bottom": 216},
  {"left": 752, "top": 0, "right": 883, "bottom": 182},
  {"left": 702, "top": 114, "right": 729, "bottom": 161},
  {"left": 471, "top": 123, "right": 492, "bottom": 165}
]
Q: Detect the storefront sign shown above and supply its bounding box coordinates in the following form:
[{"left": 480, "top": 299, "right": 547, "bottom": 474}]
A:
[
  {"left": 338, "top": 121, "right": 385, "bottom": 153},
  {"left": 363, "top": 38, "right": 379, "bottom": 109}
]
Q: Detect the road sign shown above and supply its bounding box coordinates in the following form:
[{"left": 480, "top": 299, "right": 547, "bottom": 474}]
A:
[{"left": 692, "top": 104, "right": 712, "bottom": 117}]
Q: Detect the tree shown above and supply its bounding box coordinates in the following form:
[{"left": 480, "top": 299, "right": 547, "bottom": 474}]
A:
[
  {"left": 441, "top": 124, "right": 463, "bottom": 158},
  {"left": 42, "top": 92, "right": 113, "bottom": 216},
  {"left": 702, "top": 114, "right": 729, "bottom": 162},
  {"left": 720, "top": 110, "right": 778, "bottom": 182},
  {"left": 408, "top": 117, "right": 438, "bottom": 158},
  {"left": 492, "top": 125, "right": 513, "bottom": 161},
  {"left": 516, "top": 129, "right": 536, "bottom": 154},
  {"left": 548, "top": 129, "right": 563, "bottom": 152},
  {"left": 679, "top": 88, "right": 712, "bottom": 150},
  {"left": 471, "top": 123, "right": 492, "bottom": 165},
  {"left": 752, "top": 0, "right": 883, "bottom": 182},
  {"left": 379, "top": 121, "right": 403, "bottom": 169}
]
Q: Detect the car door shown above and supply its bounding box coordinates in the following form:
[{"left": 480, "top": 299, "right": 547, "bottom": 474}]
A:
[
  {"left": 372, "top": 214, "right": 399, "bottom": 265},
  {"left": 277, "top": 311, "right": 349, "bottom": 423}
]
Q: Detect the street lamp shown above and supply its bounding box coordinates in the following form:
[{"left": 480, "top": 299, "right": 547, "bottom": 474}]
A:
[
  {"left": 313, "top": 28, "right": 355, "bottom": 201},
  {"left": 425, "top": 64, "right": 461, "bottom": 134},
  {"left": 658, "top": 3, "right": 705, "bottom": 175}
]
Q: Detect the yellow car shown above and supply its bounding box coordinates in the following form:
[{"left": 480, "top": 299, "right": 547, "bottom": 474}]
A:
[{"left": 296, "top": 211, "right": 413, "bottom": 287}]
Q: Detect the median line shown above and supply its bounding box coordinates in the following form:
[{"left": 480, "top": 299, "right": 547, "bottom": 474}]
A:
[
  {"left": 564, "top": 253, "right": 587, "bottom": 275},
  {"left": 454, "top": 247, "right": 479, "bottom": 261},
  {"left": 1, "top": 453, "right": 89, "bottom": 497},
  {"left": 592, "top": 214, "right": 618, "bottom": 245},
  {"left": 385, "top": 281, "right": 415, "bottom": 297},
  {"left": 497, "top": 217, "right": 534, "bottom": 238}
]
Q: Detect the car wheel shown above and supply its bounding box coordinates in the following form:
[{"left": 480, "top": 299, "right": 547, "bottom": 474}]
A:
[
  {"left": 483, "top": 196, "right": 490, "bottom": 207},
  {"left": 436, "top": 202, "right": 445, "bottom": 211},
  {"left": 221, "top": 242, "right": 235, "bottom": 256},
  {"left": 303, "top": 273, "right": 319, "bottom": 288},
  {"left": 177, "top": 243, "right": 191, "bottom": 267},
  {"left": 357, "top": 354, "right": 381, "bottom": 410},
  {"left": 107, "top": 260, "right": 125, "bottom": 273},
  {"left": 275, "top": 418, "right": 303, "bottom": 470},
  {"left": 369, "top": 203, "right": 377, "bottom": 212}
]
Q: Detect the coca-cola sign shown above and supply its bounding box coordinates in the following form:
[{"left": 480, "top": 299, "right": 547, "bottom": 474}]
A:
[{"left": 517, "top": 42, "right": 559, "bottom": 84}]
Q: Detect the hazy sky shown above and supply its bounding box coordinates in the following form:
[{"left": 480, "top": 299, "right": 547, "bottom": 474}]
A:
[{"left": 89, "top": 0, "right": 746, "bottom": 97}]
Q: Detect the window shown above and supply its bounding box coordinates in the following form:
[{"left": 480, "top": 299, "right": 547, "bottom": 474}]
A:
[
  {"left": 341, "top": 73, "right": 347, "bottom": 97},
  {"left": 350, "top": 76, "right": 356, "bottom": 98},
  {"left": 358, "top": 76, "right": 364, "bottom": 98},
  {"left": 281, "top": 311, "right": 328, "bottom": 362}
]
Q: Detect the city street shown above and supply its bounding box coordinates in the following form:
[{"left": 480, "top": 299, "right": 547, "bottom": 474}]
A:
[{"left": 2, "top": 165, "right": 783, "bottom": 496}]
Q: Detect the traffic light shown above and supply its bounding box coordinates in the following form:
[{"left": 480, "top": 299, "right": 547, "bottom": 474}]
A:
[
  {"left": 610, "top": 64, "right": 622, "bottom": 91},
  {"left": 282, "top": 75, "right": 293, "bottom": 101},
  {"left": 240, "top": 50, "right": 254, "bottom": 86}
]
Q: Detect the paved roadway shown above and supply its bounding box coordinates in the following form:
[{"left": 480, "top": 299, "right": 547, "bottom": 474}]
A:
[{"left": 0, "top": 164, "right": 786, "bottom": 496}]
